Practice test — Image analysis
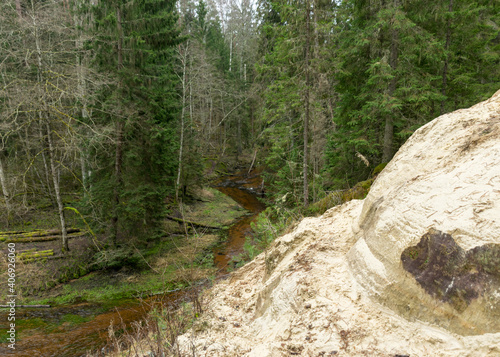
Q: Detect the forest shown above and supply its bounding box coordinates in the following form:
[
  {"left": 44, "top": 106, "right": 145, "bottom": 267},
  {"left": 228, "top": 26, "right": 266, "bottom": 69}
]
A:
[
  {"left": 1, "top": 0, "right": 498, "bottom": 248},
  {"left": 0, "top": 0, "right": 498, "bottom": 355},
  {"left": 0, "top": 0, "right": 499, "bottom": 294}
]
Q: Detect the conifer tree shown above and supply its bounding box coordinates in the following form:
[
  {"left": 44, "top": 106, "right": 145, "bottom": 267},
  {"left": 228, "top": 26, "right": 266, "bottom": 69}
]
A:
[
  {"left": 90, "top": 0, "right": 182, "bottom": 243},
  {"left": 324, "top": 0, "right": 498, "bottom": 189},
  {"left": 255, "top": 0, "right": 337, "bottom": 206},
  {"left": 327, "top": 0, "right": 446, "bottom": 186}
]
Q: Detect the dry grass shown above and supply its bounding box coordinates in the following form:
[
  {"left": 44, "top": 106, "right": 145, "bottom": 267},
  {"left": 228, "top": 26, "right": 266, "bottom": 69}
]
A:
[{"left": 86, "top": 290, "right": 207, "bottom": 357}]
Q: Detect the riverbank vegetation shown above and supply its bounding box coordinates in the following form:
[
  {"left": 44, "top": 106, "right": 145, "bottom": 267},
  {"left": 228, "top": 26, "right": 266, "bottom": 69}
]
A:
[
  {"left": 2, "top": 187, "right": 242, "bottom": 305},
  {"left": 237, "top": 162, "right": 386, "bottom": 267}
]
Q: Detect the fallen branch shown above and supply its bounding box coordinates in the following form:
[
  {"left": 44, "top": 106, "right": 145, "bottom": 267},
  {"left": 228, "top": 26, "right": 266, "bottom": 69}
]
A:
[
  {"left": 248, "top": 148, "right": 258, "bottom": 175},
  {"left": 21, "top": 255, "right": 65, "bottom": 263},
  {"left": 165, "top": 216, "right": 221, "bottom": 230}
]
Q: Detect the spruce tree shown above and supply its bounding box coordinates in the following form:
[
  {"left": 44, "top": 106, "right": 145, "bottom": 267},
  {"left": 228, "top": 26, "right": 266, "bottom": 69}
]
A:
[
  {"left": 326, "top": 0, "right": 447, "bottom": 187},
  {"left": 324, "top": 0, "right": 498, "bottom": 190},
  {"left": 90, "top": 0, "right": 182, "bottom": 243},
  {"left": 255, "top": 0, "right": 338, "bottom": 206}
]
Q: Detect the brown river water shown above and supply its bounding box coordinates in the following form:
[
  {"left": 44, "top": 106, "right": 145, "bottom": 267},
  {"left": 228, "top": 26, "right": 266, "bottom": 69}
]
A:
[{"left": 0, "top": 171, "right": 265, "bottom": 357}]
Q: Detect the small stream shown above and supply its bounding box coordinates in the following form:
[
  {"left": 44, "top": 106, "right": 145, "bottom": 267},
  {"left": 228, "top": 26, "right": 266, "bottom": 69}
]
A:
[
  {"left": 0, "top": 170, "right": 264, "bottom": 357},
  {"left": 213, "top": 171, "right": 266, "bottom": 272}
]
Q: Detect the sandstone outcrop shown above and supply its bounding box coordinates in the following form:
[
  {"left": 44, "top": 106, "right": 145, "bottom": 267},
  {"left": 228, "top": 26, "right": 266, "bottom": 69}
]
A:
[
  {"left": 177, "top": 90, "right": 500, "bottom": 356},
  {"left": 349, "top": 89, "right": 500, "bottom": 335}
]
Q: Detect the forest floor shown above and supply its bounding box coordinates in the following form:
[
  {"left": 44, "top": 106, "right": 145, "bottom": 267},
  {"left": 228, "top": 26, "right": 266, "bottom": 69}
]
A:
[
  {"left": 0, "top": 152, "right": 261, "bottom": 353},
  {"left": 0, "top": 186, "right": 248, "bottom": 307}
]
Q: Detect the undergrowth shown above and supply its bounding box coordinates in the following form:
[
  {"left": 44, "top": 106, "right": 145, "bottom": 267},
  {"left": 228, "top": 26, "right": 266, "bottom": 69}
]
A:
[
  {"left": 233, "top": 205, "right": 300, "bottom": 267},
  {"left": 232, "top": 164, "right": 388, "bottom": 268}
]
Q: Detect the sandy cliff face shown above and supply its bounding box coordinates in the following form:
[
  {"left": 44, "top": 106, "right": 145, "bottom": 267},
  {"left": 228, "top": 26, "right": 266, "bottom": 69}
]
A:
[
  {"left": 349, "top": 89, "right": 500, "bottom": 335},
  {"left": 178, "top": 90, "right": 500, "bottom": 356}
]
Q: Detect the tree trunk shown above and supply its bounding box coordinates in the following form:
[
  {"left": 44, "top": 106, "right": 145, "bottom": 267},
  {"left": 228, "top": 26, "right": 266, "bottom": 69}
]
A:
[
  {"left": 116, "top": 7, "right": 123, "bottom": 71},
  {"left": 237, "top": 116, "right": 242, "bottom": 159},
  {"left": 0, "top": 152, "right": 10, "bottom": 226},
  {"left": 112, "top": 5, "right": 124, "bottom": 245},
  {"left": 250, "top": 103, "right": 254, "bottom": 143},
  {"left": 39, "top": 125, "right": 54, "bottom": 204},
  {"left": 176, "top": 43, "right": 188, "bottom": 202},
  {"left": 80, "top": 154, "right": 88, "bottom": 191},
  {"left": 75, "top": 2, "right": 90, "bottom": 195},
  {"left": 46, "top": 122, "right": 69, "bottom": 253},
  {"left": 303, "top": 0, "right": 311, "bottom": 207},
  {"left": 229, "top": 34, "right": 233, "bottom": 72},
  {"left": 209, "top": 97, "right": 213, "bottom": 138},
  {"left": 382, "top": 0, "right": 399, "bottom": 163},
  {"left": 32, "top": 0, "right": 55, "bottom": 203},
  {"left": 112, "top": 121, "right": 123, "bottom": 245}
]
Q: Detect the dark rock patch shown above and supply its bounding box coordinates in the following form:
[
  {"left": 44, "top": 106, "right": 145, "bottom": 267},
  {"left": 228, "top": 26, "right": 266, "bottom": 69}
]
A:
[{"left": 401, "top": 229, "right": 500, "bottom": 312}]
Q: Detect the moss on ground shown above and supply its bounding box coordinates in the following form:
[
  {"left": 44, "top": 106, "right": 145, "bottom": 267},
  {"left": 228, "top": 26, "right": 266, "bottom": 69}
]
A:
[
  {"left": 13, "top": 186, "right": 241, "bottom": 307},
  {"left": 20, "top": 233, "right": 219, "bottom": 306},
  {"left": 0, "top": 179, "right": 249, "bottom": 318},
  {"left": 0, "top": 182, "right": 247, "bottom": 305},
  {"left": 175, "top": 187, "right": 246, "bottom": 228},
  {"left": 307, "top": 178, "right": 374, "bottom": 216},
  {"left": 0, "top": 181, "right": 250, "bottom": 352},
  {"left": 307, "top": 163, "right": 388, "bottom": 216}
]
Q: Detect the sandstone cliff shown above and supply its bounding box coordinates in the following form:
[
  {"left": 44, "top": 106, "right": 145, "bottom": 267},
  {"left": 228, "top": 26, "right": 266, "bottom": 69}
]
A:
[{"left": 178, "top": 90, "right": 500, "bottom": 356}]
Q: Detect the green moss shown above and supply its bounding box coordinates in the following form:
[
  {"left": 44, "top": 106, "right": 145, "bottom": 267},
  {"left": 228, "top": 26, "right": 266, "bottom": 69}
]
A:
[
  {"left": 16, "top": 317, "right": 48, "bottom": 329},
  {"left": 184, "top": 187, "right": 247, "bottom": 227},
  {"left": 306, "top": 191, "right": 343, "bottom": 216},
  {"left": 16, "top": 185, "right": 234, "bottom": 310},
  {"left": 18, "top": 249, "right": 54, "bottom": 262},
  {"left": 22, "top": 259, "right": 196, "bottom": 306},
  {"left": 341, "top": 178, "right": 374, "bottom": 202},
  {"left": 407, "top": 248, "right": 419, "bottom": 260},
  {"left": 372, "top": 162, "right": 388, "bottom": 176},
  {"left": 308, "top": 162, "right": 387, "bottom": 218},
  {"left": 0, "top": 319, "right": 46, "bottom": 344},
  {"left": 472, "top": 245, "right": 500, "bottom": 275},
  {"left": 0, "top": 333, "right": 9, "bottom": 344},
  {"left": 60, "top": 314, "right": 93, "bottom": 325}
]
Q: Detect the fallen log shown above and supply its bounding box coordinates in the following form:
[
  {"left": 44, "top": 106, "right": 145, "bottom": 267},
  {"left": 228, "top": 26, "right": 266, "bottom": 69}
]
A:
[
  {"left": 0, "top": 229, "right": 44, "bottom": 235},
  {"left": 0, "top": 305, "right": 51, "bottom": 308},
  {"left": 19, "top": 249, "right": 53, "bottom": 255},
  {"left": 165, "top": 216, "right": 221, "bottom": 230},
  {"left": 5, "top": 231, "right": 87, "bottom": 243},
  {"left": 21, "top": 255, "right": 65, "bottom": 263},
  {"left": 0, "top": 228, "right": 81, "bottom": 242},
  {"left": 18, "top": 249, "right": 53, "bottom": 262}
]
